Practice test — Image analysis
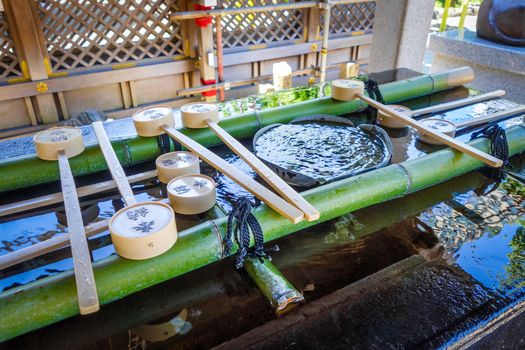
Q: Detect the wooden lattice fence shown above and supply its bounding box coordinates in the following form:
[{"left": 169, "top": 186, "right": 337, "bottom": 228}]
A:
[
  {"left": 322, "top": 2, "right": 376, "bottom": 37},
  {"left": 218, "top": 0, "right": 305, "bottom": 50},
  {"left": 0, "top": 11, "right": 22, "bottom": 79},
  {"left": 36, "top": 0, "right": 185, "bottom": 72},
  {"left": 0, "top": 0, "right": 377, "bottom": 132}
]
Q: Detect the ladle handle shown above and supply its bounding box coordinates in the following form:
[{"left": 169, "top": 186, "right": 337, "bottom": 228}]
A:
[
  {"left": 92, "top": 122, "right": 137, "bottom": 206},
  {"left": 161, "top": 125, "right": 304, "bottom": 224},
  {"left": 412, "top": 90, "right": 506, "bottom": 116},
  {"left": 454, "top": 105, "right": 525, "bottom": 129},
  {"left": 58, "top": 150, "right": 100, "bottom": 315},
  {"left": 206, "top": 120, "right": 319, "bottom": 222},
  {"left": 357, "top": 94, "right": 503, "bottom": 168}
]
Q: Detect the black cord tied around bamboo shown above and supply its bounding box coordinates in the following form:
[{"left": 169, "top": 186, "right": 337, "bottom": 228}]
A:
[
  {"left": 470, "top": 124, "right": 510, "bottom": 182},
  {"left": 363, "top": 78, "right": 384, "bottom": 123},
  {"left": 156, "top": 133, "right": 182, "bottom": 154},
  {"left": 224, "top": 197, "right": 268, "bottom": 269}
]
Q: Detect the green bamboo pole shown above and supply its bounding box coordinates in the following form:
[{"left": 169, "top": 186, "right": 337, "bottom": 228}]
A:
[
  {"left": 0, "top": 67, "right": 474, "bottom": 193},
  {"left": 4, "top": 173, "right": 490, "bottom": 349},
  {"left": 458, "top": 0, "right": 469, "bottom": 31},
  {"left": 244, "top": 257, "right": 304, "bottom": 316},
  {"left": 440, "top": 0, "right": 452, "bottom": 32},
  {"left": 0, "top": 123, "right": 523, "bottom": 341}
]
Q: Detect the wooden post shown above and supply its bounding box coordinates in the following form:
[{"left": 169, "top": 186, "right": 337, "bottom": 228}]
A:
[
  {"left": 339, "top": 62, "right": 359, "bottom": 78},
  {"left": 180, "top": 0, "right": 200, "bottom": 88},
  {"left": 3, "top": 0, "right": 59, "bottom": 124},
  {"left": 183, "top": 0, "right": 217, "bottom": 102},
  {"left": 196, "top": 20, "right": 217, "bottom": 102},
  {"left": 304, "top": 6, "right": 320, "bottom": 71}
]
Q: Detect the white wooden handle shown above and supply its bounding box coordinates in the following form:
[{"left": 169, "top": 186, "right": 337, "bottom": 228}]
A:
[
  {"left": 92, "top": 121, "right": 137, "bottom": 206},
  {"left": 162, "top": 125, "right": 304, "bottom": 223},
  {"left": 412, "top": 90, "right": 506, "bottom": 116},
  {"left": 454, "top": 105, "right": 525, "bottom": 129},
  {"left": 58, "top": 151, "right": 100, "bottom": 315},
  {"left": 358, "top": 94, "right": 503, "bottom": 168},
  {"left": 207, "top": 120, "right": 319, "bottom": 221}
]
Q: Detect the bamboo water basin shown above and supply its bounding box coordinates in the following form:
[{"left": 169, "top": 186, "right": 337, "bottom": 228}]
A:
[{"left": 1, "top": 69, "right": 525, "bottom": 345}]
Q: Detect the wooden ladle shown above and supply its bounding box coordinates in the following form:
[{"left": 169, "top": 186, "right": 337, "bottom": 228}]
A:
[
  {"left": 131, "top": 106, "right": 304, "bottom": 224},
  {"left": 377, "top": 90, "right": 508, "bottom": 129},
  {"left": 180, "top": 102, "right": 319, "bottom": 222},
  {"left": 33, "top": 127, "right": 99, "bottom": 315},
  {"left": 416, "top": 105, "right": 525, "bottom": 145},
  {"left": 331, "top": 80, "right": 503, "bottom": 168},
  {"left": 92, "top": 121, "right": 177, "bottom": 260}
]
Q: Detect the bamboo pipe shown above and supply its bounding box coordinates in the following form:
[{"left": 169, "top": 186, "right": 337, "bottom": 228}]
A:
[
  {"left": 172, "top": 2, "right": 315, "bottom": 20},
  {"left": 215, "top": 11, "right": 225, "bottom": 102},
  {"left": 440, "top": 0, "right": 452, "bottom": 32},
  {"left": 319, "top": 1, "right": 332, "bottom": 83},
  {"left": 411, "top": 90, "right": 506, "bottom": 116},
  {"left": 359, "top": 93, "right": 503, "bottom": 167},
  {"left": 0, "top": 124, "right": 523, "bottom": 342},
  {"left": 7, "top": 173, "right": 488, "bottom": 348},
  {"left": 458, "top": 0, "right": 470, "bottom": 31},
  {"left": 171, "top": 0, "right": 369, "bottom": 20},
  {"left": 0, "top": 67, "right": 476, "bottom": 193},
  {"left": 244, "top": 257, "right": 305, "bottom": 316}
]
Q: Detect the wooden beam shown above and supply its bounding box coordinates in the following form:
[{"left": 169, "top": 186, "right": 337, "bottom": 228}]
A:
[
  {"left": 0, "top": 96, "right": 198, "bottom": 140},
  {"left": 23, "top": 97, "right": 37, "bottom": 126},
  {"left": 57, "top": 92, "right": 69, "bottom": 119},
  {"left": 0, "top": 59, "right": 196, "bottom": 102},
  {"left": 222, "top": 35, "right": 372, "bottom": 67},
  {"left": 3, "top": 0, "right": 59, "bottom": 123},
  {"left": 120, "top": 82, "right": 132, "bottom": 109},
  {"left": 128, "top": 80, "right": 138, "bottom": 108},
  {"left": 305, "top": 6, "right": 321, "bottom": 69}
]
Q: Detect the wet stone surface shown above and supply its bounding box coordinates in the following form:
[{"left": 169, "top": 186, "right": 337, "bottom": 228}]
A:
[{"left": 214, "top": 258, "right": 498, "bottom": 350}]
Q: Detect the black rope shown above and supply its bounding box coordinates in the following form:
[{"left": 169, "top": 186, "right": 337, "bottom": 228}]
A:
[
  {"left": 363, "top": 78, "right": 384, "bottom": 123},
  {"left": 224, "top": 197, "right": 267, "bottom": 269},
  {"left": 364, "top": 79, "right": 385, "bottom": 105},
  {"left": 470, "top": 124, "right": 510, "bottom": 182},
  {"left": 156, "top": 133, "right": 182, "bottom": 154}
]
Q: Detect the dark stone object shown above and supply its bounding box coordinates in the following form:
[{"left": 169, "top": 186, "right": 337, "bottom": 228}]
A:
[{"left": 476, "top": 0, "right": 525, "bottom": 46}]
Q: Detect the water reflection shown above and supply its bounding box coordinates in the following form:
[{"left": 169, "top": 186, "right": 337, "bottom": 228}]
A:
[
  {"left": 418, "top": 176, "right": 525, "bottom": 297},
  {"left": 455, "top": 224, "right": 524, "bottom": 296}
]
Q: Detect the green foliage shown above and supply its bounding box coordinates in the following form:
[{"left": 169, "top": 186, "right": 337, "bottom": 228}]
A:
[
  {"left": 503, "top": 225, "right": 525, "bottom": 292},
  {"left": 219, "top": 83, "right": 331, "bottom": 117},
  {"left": 502, "top": 176, "right": 525, "bottom": 198},
  {"left": 435, "top": 0, "right": 463, "bottom": 8}
]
